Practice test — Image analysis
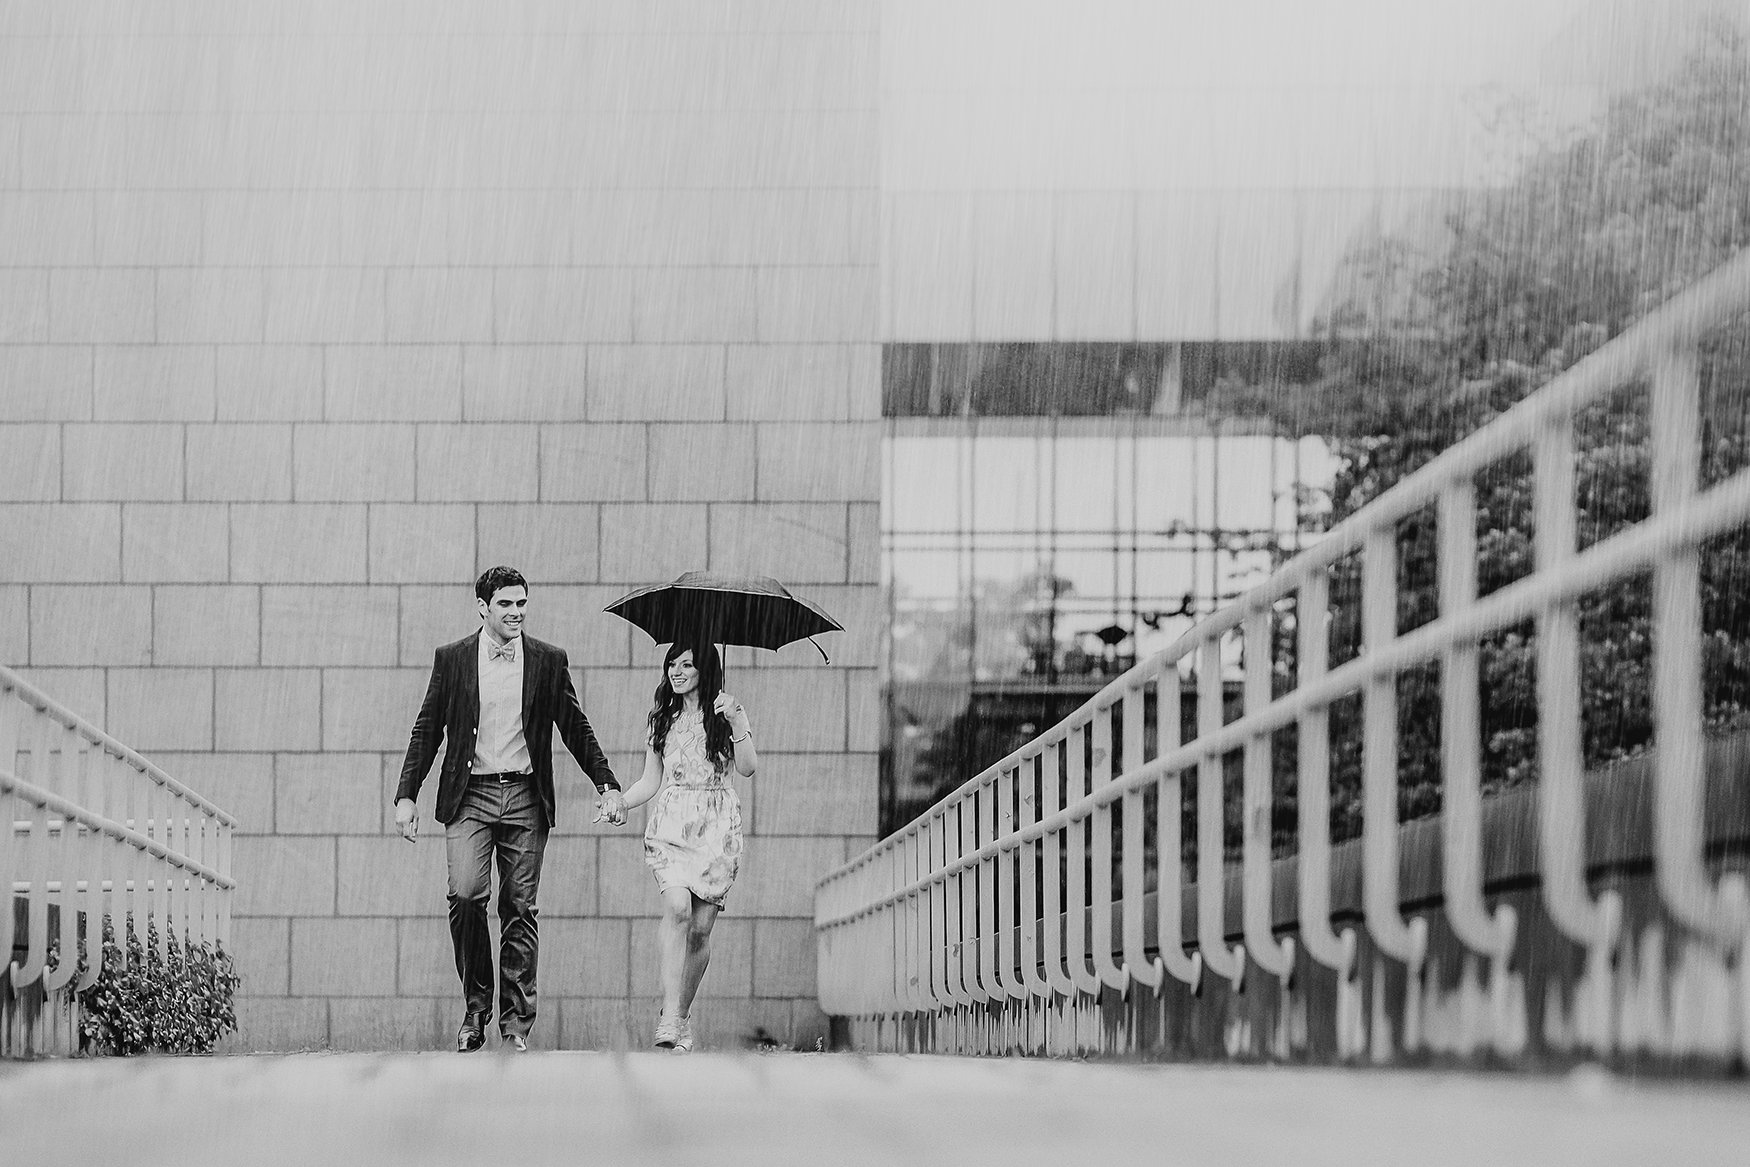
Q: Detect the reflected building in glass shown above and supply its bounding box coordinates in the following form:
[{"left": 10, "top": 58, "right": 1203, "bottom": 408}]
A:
[{"left": 880, "top": 341, "right": 1337, "bottom": 831}]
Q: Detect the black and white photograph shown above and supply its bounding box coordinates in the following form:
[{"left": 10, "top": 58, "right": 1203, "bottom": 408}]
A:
[{"left": 2, "top": 1, "right": 1749, "bottom": 1163}]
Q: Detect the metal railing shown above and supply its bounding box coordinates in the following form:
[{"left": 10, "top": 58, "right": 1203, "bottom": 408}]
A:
[
  {"left": 816, "top": 247, "right": 1750, "bottom": 1063},
  {"left": 2, "top": 666, "right": 236, "bottom": 1057}
]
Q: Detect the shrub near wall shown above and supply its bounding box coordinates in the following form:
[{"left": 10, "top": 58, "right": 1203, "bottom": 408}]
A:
[{"left": 72, "top": 919, "right": 240, "bottom": 1056}]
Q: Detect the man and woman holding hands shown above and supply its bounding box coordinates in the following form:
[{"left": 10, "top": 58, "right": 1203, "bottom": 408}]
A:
[{"left": 394, "top": 565, "right": 767, "bottom": 1054}]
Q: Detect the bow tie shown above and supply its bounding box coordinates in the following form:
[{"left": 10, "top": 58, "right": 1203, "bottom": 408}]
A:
[{"left": 489, "top": 640, "right": 517, "bottom": 662}]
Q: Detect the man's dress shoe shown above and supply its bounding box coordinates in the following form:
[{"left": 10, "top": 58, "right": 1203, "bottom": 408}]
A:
[
  {"left": 457, "top": 1012, "right": 489, "bottom": 1053},
  {"left": 504, "top": 1033, "right": 529, "bottom": 1053}
]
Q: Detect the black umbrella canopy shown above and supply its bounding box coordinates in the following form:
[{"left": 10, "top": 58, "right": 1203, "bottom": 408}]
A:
[{"left": 604, "top": 571, "right": 842, "bottom": 657}]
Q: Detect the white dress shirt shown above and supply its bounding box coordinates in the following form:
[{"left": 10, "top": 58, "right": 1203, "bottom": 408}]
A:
[{"left": 473, "top": 632, "right": 531, "bottom": 775}]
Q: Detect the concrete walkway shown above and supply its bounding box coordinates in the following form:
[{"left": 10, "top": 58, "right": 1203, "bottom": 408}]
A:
[{"left": 2, "top": 1052, "right": 1748, "bottom": 1166}]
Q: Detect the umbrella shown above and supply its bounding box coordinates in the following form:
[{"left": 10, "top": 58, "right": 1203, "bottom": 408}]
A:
[{"left": 603, "top": 571, "right": 843, "bottom": 662}]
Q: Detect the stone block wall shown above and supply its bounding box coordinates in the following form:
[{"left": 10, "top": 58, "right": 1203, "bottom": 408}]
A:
[{"left": 0, "top": 0, "right": 879, "bottom": 1052}]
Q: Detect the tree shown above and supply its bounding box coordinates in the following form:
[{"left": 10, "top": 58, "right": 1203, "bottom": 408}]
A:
[{"left": 1215, "top": 18, "right": 1750, "bottom": 850}]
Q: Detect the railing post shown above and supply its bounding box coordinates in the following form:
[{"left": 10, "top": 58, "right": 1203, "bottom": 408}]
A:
[
  {"left": 0, "top": 784, "right": 15, "bottom": 974},
  {"left": 1438, "top": 480, "right": 1521, "bottom": 1053},
  {"left": 41, "top": 733, "right": 78, "bottom": 996},
  {"left": 862, "top": 856, "right": 885, "bottom": 1022},
  {"left": 937, "top": 805, "right": 963, "bottom": 1049},
  {"left": 962, "top": 791, "right": 989, "bottom": 1010},
  {"left": 1064, "top": 723, "right": 1103, "bottom": 997},
  {"left": 111, "top": 755, "right": 134, "bottom": 980},
  {"left": 1361, "top": 527, "right": 1424, "bottom": 961},
  {"left": 1362, "top": 524, "right": 1428, "bottom": 1057},
  {"left": 885, "top": 849, "right": 904, "bottom": 1023},
  {"left": 921, "top": 819, "right": 940, "bottom": 1024},
  {"left": 1090, "top": 703, "right": 1128, "bottom": 995},
  {"left": 978, "top": 778, "right": 1001, "bottom": 1019},
  {"left": 849, "top": 860, "right": 873, "bottom": 1021},
  {"left": 894, "top": 839, "right": 911, "bottom": 1024},
  {"left": 11, "top": 717, "right": 51, "bottom": 990},
  {"left": 1120, "top": 683, "right": 1164, "bottom": 990},
  {"left": 127, "top": 841, "right": 148, "bottom": 981},
  {"left": 193, "top": 805, "right": 211, "bottom": 955},
  {"left": 1017, "top": 753, "right": 1052, "bottom": 1005},
  {"left": 847, "top": 857, "right": 868, "bottom": 1021},
  {"left": 1294, "top": 570, "right": 1356, "bottom": 978},
  {"left": 910, "top": 825, "right": 930, "bottom": 1019},
  {"left": 1156, "top": 665, "right": 1202, "bottom": 989},
  {"left": 953, "top": 806, "right": 972, "bottom": 1025},
  {"left": 1197, "top": 638, "right": 1244, "bottom": 987},
  {"left": 994, "top": 765, "right": 1027, "bottom": 1008},
  {"left": 1649, "top": 344, "right": 1750, "bottom": 947},
  {"left": 151, "top": 777, "right": 171, "bottom": 965},
  {"left": 938, "top": 802, "right": 969, "bottom": 1015},
  {"left": 821, "top": 863, "right": 849, "bottom": 1020},
  {"left": 71, "top": 740, "right": 104, "bottom": 994},
  {"left": 1039, "top": 740, "right": 1077, "bottom": 998},
  {"left": 216, "top": 806, "right": 233, "bottom": 951},
  {"left": 883, "top": 850, "right": 904, "bottom": 1020},
  {"left": 1534, "top": 415, "right": 1621, "bottom": 1055},
  {"left": 1242, "top": 609, "right": 1294, "bottom": 982},
  {"left": 168, "top": 790, "right": 186, "bottom": 958}
]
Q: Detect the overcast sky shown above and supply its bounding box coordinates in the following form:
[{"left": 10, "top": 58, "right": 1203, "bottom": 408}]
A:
[{"left": 881, "top": 0, "right": 1736, "bottom": 190}]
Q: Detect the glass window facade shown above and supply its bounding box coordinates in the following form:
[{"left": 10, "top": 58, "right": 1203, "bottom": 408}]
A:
[
  {"left": 880, "top": 342, "right": 1335, "bottom": 833},
  {"left": 883, "top": 341, "right": 1327, "bottom": 419}
]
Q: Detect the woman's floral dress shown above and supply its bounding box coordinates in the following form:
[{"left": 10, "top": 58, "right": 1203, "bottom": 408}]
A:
[{"left": 643, "top": 707, "right": 744, "bottom": 907}]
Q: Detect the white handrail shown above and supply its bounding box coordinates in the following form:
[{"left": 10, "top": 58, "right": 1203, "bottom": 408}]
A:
[
  {"left": 2, "top": 671, "right": 237, "bottom": 1058},
  {"left": 816, "top": 245, "right": 1750, "bottom": 1061},
  {"left": 817, "top": 462, "right": 1750, "bottom": 919},
  {"left": 0, "top": 665, "right": 237, "bottom": 828}
]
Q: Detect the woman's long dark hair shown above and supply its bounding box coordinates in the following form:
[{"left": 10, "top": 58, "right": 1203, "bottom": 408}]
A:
[{"left": 647, "top": 640, "right": 732, "bottom": 765}]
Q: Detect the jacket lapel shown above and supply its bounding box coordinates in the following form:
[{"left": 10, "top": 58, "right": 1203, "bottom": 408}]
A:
[
  {"left": 459, "top": 631, "right": 481, "bottom": 729},
  {"left": 520, "top": 636, "right": 539, "bottom": 734}
]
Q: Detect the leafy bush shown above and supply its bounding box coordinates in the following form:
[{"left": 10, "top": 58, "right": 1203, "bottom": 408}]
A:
[{"left": 69, "top": 916, "right": 240, "bottom": 1056}]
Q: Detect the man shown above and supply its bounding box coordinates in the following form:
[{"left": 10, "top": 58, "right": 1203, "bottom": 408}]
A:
[{"left": 395, "top": 566, "right": 628, "bottom": 1053}]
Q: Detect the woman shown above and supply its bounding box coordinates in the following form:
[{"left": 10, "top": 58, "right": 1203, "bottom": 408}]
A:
[{"left": 618, "top": 640, "right": 756, "bottom": 1052}]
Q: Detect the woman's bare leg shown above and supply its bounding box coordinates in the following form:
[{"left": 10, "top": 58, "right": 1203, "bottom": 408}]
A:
[
  {"left": 678, "top": 895, "right": 721, "bottom": 1018},
  {"left": 658, "top": 887, "right": 695, "bottom": 1023}
]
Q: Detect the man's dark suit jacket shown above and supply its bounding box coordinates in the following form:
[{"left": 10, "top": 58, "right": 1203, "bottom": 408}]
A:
[{"left": 396, "top": 631, "right": 619, "bottom": 829}]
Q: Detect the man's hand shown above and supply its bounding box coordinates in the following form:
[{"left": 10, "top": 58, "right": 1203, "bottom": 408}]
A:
[
  {"left": 592, "top": 788, "right": 628, "bottom": 827},
  {"left": 394, "top": 797, "right": 419, "bottom": 842}
]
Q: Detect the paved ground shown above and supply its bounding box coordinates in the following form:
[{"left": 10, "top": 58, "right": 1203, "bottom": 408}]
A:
[{"left": 2, "top": 1052, "right": 1748, "bottom": 1166}]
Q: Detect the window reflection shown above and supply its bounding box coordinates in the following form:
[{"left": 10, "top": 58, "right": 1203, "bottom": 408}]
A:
[
  {"left": 883, "top": 341, "right": 1326, "bottom": 419},
  {"left": 880, "top": 376, "right": 1334, "bottom": 834}
]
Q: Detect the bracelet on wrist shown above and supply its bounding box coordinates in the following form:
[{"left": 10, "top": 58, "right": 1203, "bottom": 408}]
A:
[{"left": 731, "top": 728, "right": 753, "bottom": 743}]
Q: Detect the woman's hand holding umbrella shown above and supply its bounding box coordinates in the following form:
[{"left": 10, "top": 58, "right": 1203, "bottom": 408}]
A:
[{"left": 712, "top": 692, "right": 751, "bottom": 738}]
